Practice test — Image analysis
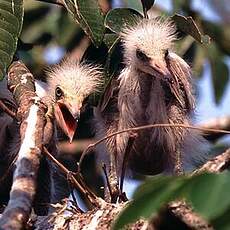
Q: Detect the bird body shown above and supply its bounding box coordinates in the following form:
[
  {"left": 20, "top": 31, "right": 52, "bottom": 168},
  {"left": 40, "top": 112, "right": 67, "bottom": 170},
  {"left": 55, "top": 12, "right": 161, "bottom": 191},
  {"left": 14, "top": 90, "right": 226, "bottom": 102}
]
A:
[
  {"left": 95, "top": 17, "right": 206, "bottom": 181},
  {"left": 0, "top": 59, "right": 102, "bottom": 214}
]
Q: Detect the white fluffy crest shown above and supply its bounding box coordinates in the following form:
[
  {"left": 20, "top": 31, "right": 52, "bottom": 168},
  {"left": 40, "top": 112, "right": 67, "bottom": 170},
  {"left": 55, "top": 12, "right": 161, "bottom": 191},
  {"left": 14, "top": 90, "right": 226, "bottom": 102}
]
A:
[
  {"left": 46, "top": 59, "right": 103, "bottom": 101},
  {"left": 121, "top": 17, "right": 177, "bottom": 62}
]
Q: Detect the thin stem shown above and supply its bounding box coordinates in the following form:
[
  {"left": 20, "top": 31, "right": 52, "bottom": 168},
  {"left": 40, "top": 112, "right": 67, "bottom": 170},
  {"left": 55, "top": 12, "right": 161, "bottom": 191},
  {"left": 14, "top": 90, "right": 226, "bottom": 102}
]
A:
[
  {"left": 0, "top": 99, "right": 17, "bottom": 119},
  {"left": 43, "top": 146, "right": 101, "bottom": 207},
  {"left": 78, "top": 123, "right": 230, "bottom": 173}
]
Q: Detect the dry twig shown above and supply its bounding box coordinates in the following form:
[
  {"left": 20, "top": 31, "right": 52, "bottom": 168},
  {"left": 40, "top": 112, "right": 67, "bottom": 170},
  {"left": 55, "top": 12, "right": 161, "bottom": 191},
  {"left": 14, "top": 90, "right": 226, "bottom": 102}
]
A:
[{"left": 78, "top": 123, "right": 230, "bottom": 173}]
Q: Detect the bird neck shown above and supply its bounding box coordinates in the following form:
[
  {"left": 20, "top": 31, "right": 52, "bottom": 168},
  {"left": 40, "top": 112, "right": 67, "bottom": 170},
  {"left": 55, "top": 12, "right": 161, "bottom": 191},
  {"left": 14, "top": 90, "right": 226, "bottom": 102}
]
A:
[{"left": 118, "top": 66, "right": 169, "bottom": 129}]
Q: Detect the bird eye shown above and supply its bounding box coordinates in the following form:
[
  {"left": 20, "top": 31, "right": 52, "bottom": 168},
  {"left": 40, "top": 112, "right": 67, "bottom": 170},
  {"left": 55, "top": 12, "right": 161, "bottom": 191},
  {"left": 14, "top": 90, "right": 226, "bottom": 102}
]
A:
[
  {"left": 136, "top": 49, "right": 149, "bottom": 62},
  {"left": 55, "top": 86, "right": 63, "bottom": 99},
  {"left": 164, "top": 49, "right": 169, "bottom": 59}
]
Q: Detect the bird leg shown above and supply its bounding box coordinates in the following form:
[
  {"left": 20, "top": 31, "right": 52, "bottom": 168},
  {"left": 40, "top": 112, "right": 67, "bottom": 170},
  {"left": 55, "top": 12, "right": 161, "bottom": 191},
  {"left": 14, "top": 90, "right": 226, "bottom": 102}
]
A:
[
  {"left": 104, "top": 133, "right": 136, "bottom": 203},
  {"left": 119, "top": 133, "right": 137, "bottom": 202},
  {"left": 107, "top": 151, "right": 120, "bottom": 203}
]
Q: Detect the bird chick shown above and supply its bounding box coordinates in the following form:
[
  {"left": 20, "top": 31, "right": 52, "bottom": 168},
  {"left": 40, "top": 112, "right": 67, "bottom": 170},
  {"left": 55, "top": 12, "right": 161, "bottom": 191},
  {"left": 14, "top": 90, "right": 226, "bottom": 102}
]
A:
[
  {"left": 0, "top": 59, "right": 102, "bottom": 214},
  {"left": 45, "top": 59, "right": 102, "bottom": 142},
  {"left": 95, "top": 17, "right": 205, "bottom": 194}
]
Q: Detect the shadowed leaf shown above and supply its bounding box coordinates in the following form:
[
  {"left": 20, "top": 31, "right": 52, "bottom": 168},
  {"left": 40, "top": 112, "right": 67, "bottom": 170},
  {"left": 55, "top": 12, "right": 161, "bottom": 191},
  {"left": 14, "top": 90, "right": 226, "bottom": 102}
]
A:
[
  {"left": 172, "top": 14, "right": 211, "bottom": 44},
  {"left": 61, "top": 0, "right": 105, "bottom": 47},
  {"left": 0, "top": 0, "right": 24, "bottom": 80},
  {"left": 113, "top": 172, "right": 230, "bottom": 229},
  {"left": 141, "top": 0, "right": 155, "bottom": 17},
  {"left": 105, "top": 8, "right": 142, "bottom": 34}
]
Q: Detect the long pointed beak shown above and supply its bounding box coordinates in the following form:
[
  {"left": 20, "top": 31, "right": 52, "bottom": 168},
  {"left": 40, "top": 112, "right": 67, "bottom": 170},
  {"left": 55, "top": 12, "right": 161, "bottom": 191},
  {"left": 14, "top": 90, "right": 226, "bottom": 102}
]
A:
[
  {"left": 54, "top": 100, "right": 80, "bottom": 143},
  {"left": 149, "top": 60, "right": 170, "bottom": 77},
  {"left": 150, "top": 60, "right": 184, "bottom": 108}
]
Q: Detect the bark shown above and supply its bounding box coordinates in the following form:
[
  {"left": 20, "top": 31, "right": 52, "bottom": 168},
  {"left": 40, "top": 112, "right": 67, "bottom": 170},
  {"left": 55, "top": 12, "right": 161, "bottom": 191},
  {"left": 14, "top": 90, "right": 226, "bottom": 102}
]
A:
[
  {"left": 0, "top": 61, "right": 47, "bottom": 230},
  {"left": 34, "top": 147, "right": 230, "bottom": 230},
  {"left": 200, "top": 116, "right": 230, "bottom": 141}
]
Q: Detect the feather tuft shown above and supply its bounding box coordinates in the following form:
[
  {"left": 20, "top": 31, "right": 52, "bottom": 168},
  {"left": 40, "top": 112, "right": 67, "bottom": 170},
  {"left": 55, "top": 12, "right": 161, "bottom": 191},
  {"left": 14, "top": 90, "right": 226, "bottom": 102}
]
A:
[
  {"left": 46, "top": 58, "right": 103, "bottom": 101},
  {"left": 121, "top": 17, "right": 177, "bottom": 63}
]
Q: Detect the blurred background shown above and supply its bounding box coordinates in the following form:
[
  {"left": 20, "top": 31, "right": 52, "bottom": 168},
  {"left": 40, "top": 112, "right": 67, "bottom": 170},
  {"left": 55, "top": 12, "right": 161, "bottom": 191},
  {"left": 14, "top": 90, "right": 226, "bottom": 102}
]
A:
[{"left": 19, "top": 0, "right": 230, "bottom": 203}]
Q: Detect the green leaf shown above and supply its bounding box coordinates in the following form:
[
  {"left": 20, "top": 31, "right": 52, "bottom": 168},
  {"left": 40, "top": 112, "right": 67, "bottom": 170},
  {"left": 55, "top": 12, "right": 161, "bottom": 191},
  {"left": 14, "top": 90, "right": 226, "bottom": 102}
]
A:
[
  {"left": 0, "top": 0, "right": 24, "bottom": 80},
  {"left": 103, "top": 34, "right": 119, "bottom": 52},
  {"left": 171, "top": 14, "right": 210, "bottom": 44},
  {"left": 182, "top": 173, "right": 230, "bottom": 220},
  {"left": 105, "top": 8, "right": 142, "bottom": 34},
  {"left": 212, "top": 207, "right": 230, "bottom": 230},
  {"left": 208, "top": 43, "right": 229, "bottom": 104},
  {"left": 62, "top": 0, "right": 105, "bottom": 47},
  {"left": 113, "top": 176, "right": 185, "bottom": 229},
  {"left": 113, "top": 172, "right": 230, "bottom": 229}
]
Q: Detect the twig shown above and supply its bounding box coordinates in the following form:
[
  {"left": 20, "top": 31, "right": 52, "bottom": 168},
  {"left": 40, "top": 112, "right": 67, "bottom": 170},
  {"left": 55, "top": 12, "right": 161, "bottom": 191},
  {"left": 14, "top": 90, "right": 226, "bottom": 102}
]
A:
[
  {"left": 0, "top": 99, "right": 17, "bottom": 119},
  {"left": 67, "top": 175, "right": 79, "bottom": 211},
  {"left": 193, "top": 148, "right": 230, "bottom": 174},
  {"left": 200, "top": 116, "right": 230, "bottom": 141},
  {"left": 78, "top": 123, "right": 230, "bottom": 173},
  {"left": 43, "top": 147, "right": 103, "bottom": 207}
]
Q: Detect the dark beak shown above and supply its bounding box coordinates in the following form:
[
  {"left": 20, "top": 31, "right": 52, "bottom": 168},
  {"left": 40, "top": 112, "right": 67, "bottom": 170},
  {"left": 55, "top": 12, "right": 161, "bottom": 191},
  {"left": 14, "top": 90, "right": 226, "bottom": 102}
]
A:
[{"left": 54, "top": 100, "right": 80, "bottom": 143}]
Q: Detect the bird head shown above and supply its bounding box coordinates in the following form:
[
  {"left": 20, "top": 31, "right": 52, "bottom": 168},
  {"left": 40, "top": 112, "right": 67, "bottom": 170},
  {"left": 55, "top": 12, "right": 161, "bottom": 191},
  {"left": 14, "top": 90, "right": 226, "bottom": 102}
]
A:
[
  {"left": 121, "top": 18, "right": 194, "bottom": 110},
  {"left": 47, "top": 59, "right": 102, "bottom": 142}
]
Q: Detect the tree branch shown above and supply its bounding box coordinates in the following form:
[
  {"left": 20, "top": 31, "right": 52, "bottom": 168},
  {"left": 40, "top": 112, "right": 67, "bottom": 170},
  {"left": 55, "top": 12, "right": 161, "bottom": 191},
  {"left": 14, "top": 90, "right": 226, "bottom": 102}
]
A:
[
  {"left": 0, "top": 61, "right": 47, "bottom": 230},
  {"left": 200, "top": 116, "right": 230, "bottom": 141},
  {"left": 34, "top": 141, "right": 230, "bottom": 229}
]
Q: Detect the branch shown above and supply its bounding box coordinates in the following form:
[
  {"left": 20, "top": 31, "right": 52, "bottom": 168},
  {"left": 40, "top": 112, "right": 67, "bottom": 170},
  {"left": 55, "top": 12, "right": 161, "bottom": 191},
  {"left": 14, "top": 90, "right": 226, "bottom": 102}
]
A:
[
  {"left": 78, "top": 123, "right": 230, "bottom": 173},
  {"left": 42, "top": 147, "right": 104, "bottom": 208},
  {"left": 152, "top": 148, "right": 230, "bottom": 229},
  {"left": 35, "top": 141, "right": 230, "bottom": 229},
  {"left": 0, "top": 99, "right": 17, "bottom": 119},
  {"left": 0, "top": 61, "right": 47, "bottom": 230},
  {"left": 200, "top": 116, "right": 230, "bottom": 141},
  {"left": 194, "top": 148, "right": 230, "bottom": 174}
]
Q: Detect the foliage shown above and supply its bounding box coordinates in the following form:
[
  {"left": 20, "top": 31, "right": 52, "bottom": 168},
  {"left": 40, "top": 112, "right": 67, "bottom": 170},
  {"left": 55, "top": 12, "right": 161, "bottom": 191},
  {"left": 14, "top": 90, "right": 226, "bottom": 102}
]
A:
[
  {"left": 0, "top": 0, "right": 23, "bottom": 80},
  {"left": 0, "top": 0, "right": 230, "bottom": 229},
  {"left": 113, "top": 172, "right": 230, "bottom": 229},
  {"left": 1, "top": 0, "right": 229, "bottom": 103}
]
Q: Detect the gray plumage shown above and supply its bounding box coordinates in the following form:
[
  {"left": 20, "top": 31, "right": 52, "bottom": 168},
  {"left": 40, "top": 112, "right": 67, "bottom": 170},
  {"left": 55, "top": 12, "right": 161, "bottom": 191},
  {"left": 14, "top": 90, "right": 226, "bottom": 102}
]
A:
[{"left": 95, "top": 18, "right": 206, "bottom": 178}]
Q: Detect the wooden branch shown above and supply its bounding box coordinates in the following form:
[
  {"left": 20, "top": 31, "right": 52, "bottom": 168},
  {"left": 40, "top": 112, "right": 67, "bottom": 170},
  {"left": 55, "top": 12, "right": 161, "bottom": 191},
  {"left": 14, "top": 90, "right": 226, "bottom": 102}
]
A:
[
  {"left": 194, "top": 148, "right": 230, "bottom": 174},
  {"left": 0, "top": 61, "right": 47, "bottom": 230},
  {"left": 34, "top": 147, "right": 230, "bottom": 229},
  {"left": 200, "top": 116, "right": 230, "bottom": 141},
  {"left": 42, "top": 147, "right": 104, "bottom": 208},
  {"left": 151, "top": 148, "right": 230, "bottom": 230},
  {"left": 167, "top": 201, "right": 213, "bottom": 229}
]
